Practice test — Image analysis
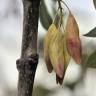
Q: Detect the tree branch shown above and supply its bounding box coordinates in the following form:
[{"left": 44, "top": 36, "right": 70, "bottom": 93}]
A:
[{"left": 16, "top": 0, "right": 40, "bottom": 96}]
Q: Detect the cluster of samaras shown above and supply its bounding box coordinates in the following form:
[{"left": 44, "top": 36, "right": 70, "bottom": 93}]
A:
[{"left": 44, "top": 12, "right": 82, "bottom": 85}]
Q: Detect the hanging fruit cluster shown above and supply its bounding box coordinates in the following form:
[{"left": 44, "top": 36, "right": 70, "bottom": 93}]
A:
[{"left": 44, "top": 0, "right": 82, "bottom": 85}]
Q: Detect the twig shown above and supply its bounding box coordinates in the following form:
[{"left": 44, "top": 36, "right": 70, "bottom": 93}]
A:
[
  {"left": 16, "top": 0, "right": 40, "bottom": 96},
  {"left": 57, "top": 0, "right": 63, "bottom": 26},
  {"left": 60, "top": 0, "right": 71, "bottom": 13}
]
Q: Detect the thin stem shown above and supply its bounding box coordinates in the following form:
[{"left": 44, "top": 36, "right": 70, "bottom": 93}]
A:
[
  {"left": 61, "top": 0, "right": 71, "bottom": 13},
  {"left": 57, "top": 0, "right": 63, "bottom": 26},
  {"left": 52, "top": 7, "right": 59, "bottom": 24},
  {"left": 57, "top": 0, "right": 62, "bottom": 15}
]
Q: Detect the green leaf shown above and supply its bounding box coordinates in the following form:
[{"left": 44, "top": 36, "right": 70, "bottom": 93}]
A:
[
  {"left": 84, "top": 27, "right": 96, "bottom": 37},
  {"left": 93, "top": 0, "right": 96, "bottom": 9},
  {"left": 33, "top": 85, "right": 54, "bottom": 96},
  {"left": 86, "top": 51, "right": 96, "bottom": 68},
  {"left": 40, "top": 0, "right": 52, "bottom": 30}
]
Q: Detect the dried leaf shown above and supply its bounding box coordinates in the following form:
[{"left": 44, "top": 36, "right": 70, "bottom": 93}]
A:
[
  {"left": 44, "top": 24, "right": 57, "bottom": 73},
  {"left": 56, "top": 37, "right": 71, "bottom": 85},
  {"left": 49, "top": 27, "right": 64, "bottom": 79},
  {"left": 65, "top": 13, "right": 81, "bottom": 64}
]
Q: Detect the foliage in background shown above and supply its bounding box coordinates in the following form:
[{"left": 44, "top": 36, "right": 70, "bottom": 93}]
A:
[
  {"left": 83, "top": 0, "right": 96, "bottom": 69},
  {"left": 40, "top": 0, "right": 52, "bottom": 30},
  {"left": 84, "top": 27, "right": 96, "bottom": 37},
  {"left": 33, "top": 85, "right": 55, "bottom": 96},
  {"left": 93, "top": 0, "right": 96, "bottom": 9}
]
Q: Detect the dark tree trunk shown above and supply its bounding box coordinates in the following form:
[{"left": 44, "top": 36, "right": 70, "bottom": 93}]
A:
[{"left": 16, "top": 0, "right": 40, "bottom": 96}]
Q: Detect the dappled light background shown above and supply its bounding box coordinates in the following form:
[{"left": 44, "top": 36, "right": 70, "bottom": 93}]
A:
[{"left": 0, "top": 0, "right": 96, "bottom": 96}]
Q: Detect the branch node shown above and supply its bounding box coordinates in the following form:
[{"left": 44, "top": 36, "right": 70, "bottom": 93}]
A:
[{"left": 16, "top": 54, "right": 39, "bottom": 74}]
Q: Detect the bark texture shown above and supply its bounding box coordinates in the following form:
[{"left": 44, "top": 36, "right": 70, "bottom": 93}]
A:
[{"left": 16, "top": 0, "right": 40, "bottom": 96}]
